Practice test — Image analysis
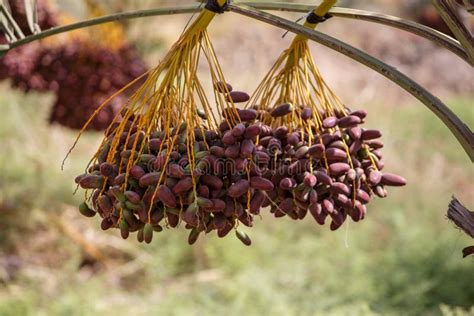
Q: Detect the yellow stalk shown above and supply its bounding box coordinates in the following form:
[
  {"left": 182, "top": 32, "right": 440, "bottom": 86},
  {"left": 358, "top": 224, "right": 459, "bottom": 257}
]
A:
[
  {"left": 245, "top": 0, "right": 375, "bottom": 177},
  {"left": 287, "top": 0, "right": 337, "bottom": 66}
]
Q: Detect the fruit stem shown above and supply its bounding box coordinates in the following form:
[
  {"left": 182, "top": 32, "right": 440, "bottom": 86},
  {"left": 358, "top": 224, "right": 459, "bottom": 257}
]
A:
[{"left": 286, "top": 0, "right": 337, "bottom": 66}]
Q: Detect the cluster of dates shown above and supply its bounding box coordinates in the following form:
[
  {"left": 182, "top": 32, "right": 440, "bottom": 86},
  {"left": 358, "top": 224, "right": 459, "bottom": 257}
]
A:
[
  {"left": 76, "top": 108, "right": 268, "bottom": 245},
  {"left": 2, "top": 41, "right": 147, "bottom": 130},
  {"left": 0, "top": 0, "right": 58, "bottom": 81},
  {"left": 0, "top": 0, "right": 147, "bottom": 130},
  {"left": 254, "top": 103, "right": 406, "bottom": 230},
  {"left": 76, "top": 84, "right": 405, "bottom": 245},
  {"left": 47, "top": 42, "right": 147, "bottom": 130}
]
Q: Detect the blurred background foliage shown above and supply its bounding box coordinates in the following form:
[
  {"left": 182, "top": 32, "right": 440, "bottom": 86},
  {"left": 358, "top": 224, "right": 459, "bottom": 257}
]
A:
[{"left": 0, "top": 0, "right": 473, "bottom": 315}]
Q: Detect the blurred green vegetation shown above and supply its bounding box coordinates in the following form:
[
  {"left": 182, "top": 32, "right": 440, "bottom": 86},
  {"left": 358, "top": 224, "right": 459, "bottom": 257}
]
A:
[{"left": 0, "top": 84, "right": 473, "bottom": 316}]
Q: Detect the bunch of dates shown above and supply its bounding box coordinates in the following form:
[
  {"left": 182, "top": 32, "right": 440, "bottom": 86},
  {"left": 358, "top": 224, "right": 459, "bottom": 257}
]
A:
[
  {"left": 254, "top": 103, "right": 406, "bottom": 230},
  {"left": 0, "top": 1, "right": 147, "bottom": 130},
  {"left": 75, "top": 85, "right": 405, "bottom": 245},
  {"left": 1, "top": 0, "right": 58, "bottom": 80}
]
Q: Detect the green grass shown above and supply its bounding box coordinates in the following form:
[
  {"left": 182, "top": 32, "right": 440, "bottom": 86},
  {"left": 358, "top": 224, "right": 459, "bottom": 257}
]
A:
[
  {"left": 0, "top": 84, "right": 103, "bottom": 250},
  {"left": 0, "top": 85, "right": 472, "bottom": 316}
]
